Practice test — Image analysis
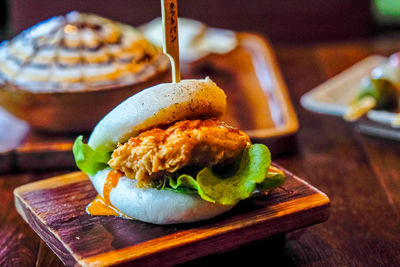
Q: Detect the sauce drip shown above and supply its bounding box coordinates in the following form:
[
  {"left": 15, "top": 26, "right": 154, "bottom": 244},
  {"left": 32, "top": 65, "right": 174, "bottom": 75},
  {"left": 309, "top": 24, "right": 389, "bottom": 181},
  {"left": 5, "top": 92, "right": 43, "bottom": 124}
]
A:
[
  {"left": 86, "top": 170, "right": 133, "bottom": 219},
  {"left": 103, "top": 170, "right": 123, "bottom": 204},
  {"left": 87, "top": 195, "right": 122, "bottom": 217}
]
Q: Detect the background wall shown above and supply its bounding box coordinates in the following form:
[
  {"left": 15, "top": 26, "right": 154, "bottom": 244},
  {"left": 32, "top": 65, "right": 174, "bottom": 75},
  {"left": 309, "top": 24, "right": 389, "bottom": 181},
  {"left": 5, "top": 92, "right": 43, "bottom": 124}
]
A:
[{"left": 5, "top": 0, "right": 375, "bottom": 44}]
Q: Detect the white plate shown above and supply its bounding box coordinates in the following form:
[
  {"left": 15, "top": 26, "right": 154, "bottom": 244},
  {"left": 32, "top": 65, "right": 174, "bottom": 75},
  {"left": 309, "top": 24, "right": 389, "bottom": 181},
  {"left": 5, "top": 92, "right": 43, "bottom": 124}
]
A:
[
  {"left": 140, "top": 18, "right": 237, "bottom": 62},
  {"left": 300, "top": 55, "right": 399, "bottom": 127}
]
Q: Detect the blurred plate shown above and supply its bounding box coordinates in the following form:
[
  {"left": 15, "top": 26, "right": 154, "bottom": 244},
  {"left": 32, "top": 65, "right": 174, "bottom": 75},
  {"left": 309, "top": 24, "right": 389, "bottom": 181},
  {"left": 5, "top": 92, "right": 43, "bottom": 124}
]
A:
[
  {"left": 141, "top": 17, "right": 238, "bottom": 63},
  {"left": 300, "top": 55, "right": 400, "bottom": 140}
]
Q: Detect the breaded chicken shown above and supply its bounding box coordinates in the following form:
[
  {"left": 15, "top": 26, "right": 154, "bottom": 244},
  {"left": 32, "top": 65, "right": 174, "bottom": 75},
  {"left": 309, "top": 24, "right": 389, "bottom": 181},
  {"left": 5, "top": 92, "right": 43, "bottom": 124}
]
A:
[{"left": 108, "top": 119, "right": 251, "bottom": 187}]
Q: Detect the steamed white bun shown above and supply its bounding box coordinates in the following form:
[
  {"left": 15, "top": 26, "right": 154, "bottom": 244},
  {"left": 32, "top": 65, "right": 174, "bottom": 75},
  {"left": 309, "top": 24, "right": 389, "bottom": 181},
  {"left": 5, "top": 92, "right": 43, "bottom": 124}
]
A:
[
  {"left": 88, "top": 77, "right": 226, "bottom": 151},
  {"left": 90, "top": 168, "right": 234, "bottom": 225}
]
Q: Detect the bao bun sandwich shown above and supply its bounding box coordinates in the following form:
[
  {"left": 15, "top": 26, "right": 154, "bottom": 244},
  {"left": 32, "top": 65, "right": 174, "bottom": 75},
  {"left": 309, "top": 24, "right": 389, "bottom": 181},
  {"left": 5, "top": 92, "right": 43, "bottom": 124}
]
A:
[{"left": 73, "top": 77, "right": 285, "bottom": 225}]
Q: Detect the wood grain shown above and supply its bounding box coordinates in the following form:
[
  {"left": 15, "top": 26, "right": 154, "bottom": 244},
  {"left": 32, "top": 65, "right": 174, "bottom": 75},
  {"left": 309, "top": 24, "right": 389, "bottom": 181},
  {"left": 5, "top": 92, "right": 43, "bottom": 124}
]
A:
[
  {"left": 0, "top": 174, "right": 40, "bottom": 266},
  {"left": 0, "top": 33, "right": 298, "bottom": 173},
  {"left": 14, "top": 164, "right": 329, "bottom": 266},
  {"left": 274, "top": 37, "right": 400, "bottom": 266},
  {"left": 35, "top": 241, "right": 64, "bottom": 267},
  {"left": 3, "top": 36, "right": 400, "bottom": 267},
  {"left": 0, "top": 170, "right": 72, "bottom": 266}
]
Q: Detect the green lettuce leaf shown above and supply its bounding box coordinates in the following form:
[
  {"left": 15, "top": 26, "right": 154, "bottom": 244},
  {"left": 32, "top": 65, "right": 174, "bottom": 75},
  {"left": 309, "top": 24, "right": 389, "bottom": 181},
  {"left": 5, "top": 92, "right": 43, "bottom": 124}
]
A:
[
  {"left": 72, "top": 135, "right": 111, "bottom": 176},
  {"left": 168, "top": 174, "right": 215, "bottom": 202},
  {"left": 358, "top": 77, "right": 398, "bottom": 109},
  {"left": 256, "top": 165, "right": 286, "bottom": 192},
  {"left": 163, "top": 144, "right": 285, "bottom": 205}
]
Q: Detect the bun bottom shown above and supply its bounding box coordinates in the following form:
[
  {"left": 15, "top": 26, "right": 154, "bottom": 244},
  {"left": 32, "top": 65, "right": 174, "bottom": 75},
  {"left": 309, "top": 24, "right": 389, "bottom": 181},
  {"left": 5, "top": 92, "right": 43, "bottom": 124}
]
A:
[{"left": 90, "top": 168, "right": 234, "bottom": 225}]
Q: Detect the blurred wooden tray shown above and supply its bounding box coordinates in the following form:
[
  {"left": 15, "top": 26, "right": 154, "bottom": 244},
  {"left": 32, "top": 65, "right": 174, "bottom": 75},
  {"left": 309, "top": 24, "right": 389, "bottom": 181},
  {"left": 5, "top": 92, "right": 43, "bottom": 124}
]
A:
[
  {"left": 0, "top": 32, "right": 298, "bottom": 172},
  {"left": 14, "top": 164, "right": 329, "bottom": 266}
]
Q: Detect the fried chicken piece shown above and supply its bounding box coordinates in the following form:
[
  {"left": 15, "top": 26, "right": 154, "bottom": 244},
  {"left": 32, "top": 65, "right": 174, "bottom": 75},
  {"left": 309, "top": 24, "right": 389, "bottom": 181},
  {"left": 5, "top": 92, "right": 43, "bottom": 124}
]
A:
[{"left": 108, "top": 119, "right": 251, "bottom": 187}]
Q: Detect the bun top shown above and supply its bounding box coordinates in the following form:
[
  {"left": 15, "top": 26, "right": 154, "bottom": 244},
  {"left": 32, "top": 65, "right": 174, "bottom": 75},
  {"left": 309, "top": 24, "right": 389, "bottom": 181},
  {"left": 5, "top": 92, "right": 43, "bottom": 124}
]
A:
[{"left": 88, "top": 77, "right": 226, "bottom": 151}]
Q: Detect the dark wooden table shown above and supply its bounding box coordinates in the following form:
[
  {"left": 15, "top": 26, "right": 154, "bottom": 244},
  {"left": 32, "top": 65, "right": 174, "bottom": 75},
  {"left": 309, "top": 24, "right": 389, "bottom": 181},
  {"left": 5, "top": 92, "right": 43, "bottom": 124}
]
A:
[{"left": 1, "top": 36, "right": 400, "bottom": 266}]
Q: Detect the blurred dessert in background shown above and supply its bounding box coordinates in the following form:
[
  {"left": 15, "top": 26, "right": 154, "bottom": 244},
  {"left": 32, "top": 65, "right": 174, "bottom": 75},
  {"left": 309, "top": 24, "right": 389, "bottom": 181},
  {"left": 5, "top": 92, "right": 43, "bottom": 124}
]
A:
[
  {"left": 0, "top": 11, "right": 169, "bottom": 92},
  {"left": 0, "top": 11, "right": 170, "bottom": 132}
]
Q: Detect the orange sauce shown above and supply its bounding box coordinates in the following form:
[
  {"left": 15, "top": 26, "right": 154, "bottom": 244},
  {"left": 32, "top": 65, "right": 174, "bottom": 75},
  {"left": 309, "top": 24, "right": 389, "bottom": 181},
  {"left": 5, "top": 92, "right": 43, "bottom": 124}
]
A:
[
  {"left": 87, "top": 195, "right": 122, "bottom": 217},
  {"left": 86, "top": 170, "right": 133, "bottom": 219},
  {"left": 103, "top": 170, "right": 123, "bottom": 204},
  {"left": 125, "top": 119, "right": 238, "bottom": 148}
]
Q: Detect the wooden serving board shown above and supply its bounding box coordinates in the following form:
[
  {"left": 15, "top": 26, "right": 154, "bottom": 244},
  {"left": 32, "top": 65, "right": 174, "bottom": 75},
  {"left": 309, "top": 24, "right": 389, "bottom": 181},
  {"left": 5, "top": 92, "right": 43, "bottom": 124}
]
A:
[
  {"left": 14, "top": 164, "right": 329, "bottom": 266},
  {"left": 0, "top": 32, "right": 298, "bottom": 173}
]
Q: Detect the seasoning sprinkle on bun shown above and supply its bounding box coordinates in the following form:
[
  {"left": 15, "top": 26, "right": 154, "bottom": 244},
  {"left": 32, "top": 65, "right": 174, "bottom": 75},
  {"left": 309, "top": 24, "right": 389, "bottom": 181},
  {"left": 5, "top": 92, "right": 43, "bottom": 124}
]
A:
[{"left": 73, "top": 77, "right": 285, "bottom": 224}]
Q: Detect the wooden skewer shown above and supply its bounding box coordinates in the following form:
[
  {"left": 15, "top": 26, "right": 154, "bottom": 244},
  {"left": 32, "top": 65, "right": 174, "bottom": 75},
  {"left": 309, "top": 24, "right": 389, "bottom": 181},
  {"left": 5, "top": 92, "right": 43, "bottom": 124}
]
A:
[
  {"left": 391, "top": 113, "right": 400, "bottom": 128},
  {"left": 161, "top": 0, "right": 181, "bottom": 83},
  {"left": 344, "top": 96, "right": 376, "bottom": 122}
]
